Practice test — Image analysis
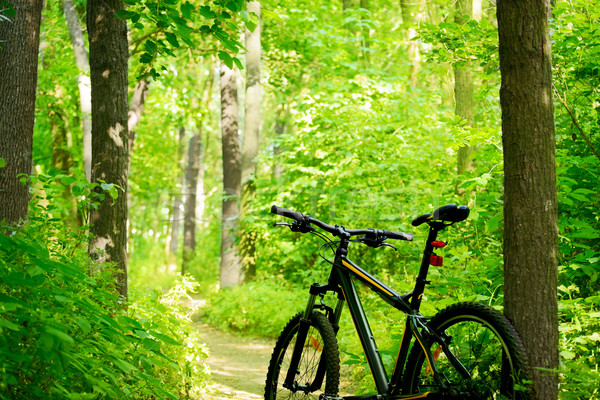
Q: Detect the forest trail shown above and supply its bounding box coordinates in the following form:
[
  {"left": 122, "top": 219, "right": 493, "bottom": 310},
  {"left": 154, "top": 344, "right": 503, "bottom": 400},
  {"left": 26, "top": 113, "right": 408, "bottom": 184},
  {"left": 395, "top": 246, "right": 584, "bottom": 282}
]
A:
[{"left": 199, "top": 324, "right": 273, "bottom": 400}]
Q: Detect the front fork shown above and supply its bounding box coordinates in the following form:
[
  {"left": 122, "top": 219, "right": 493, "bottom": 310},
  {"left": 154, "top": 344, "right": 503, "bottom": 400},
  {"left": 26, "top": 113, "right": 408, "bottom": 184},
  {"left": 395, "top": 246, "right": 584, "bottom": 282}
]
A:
[{"left": 283, "top": 283, "right": 344, "bottom": 393}]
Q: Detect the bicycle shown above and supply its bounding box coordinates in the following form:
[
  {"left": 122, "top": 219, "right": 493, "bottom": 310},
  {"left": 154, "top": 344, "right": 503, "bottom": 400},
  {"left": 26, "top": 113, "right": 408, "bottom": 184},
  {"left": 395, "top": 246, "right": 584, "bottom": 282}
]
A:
[{"left": 264, "top": 204, "right": 531, "bottom": 400}]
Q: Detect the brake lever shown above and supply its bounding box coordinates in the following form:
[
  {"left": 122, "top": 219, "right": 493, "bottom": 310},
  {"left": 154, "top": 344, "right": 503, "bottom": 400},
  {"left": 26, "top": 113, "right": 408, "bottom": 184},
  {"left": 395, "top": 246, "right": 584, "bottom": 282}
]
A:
[
  {"left": 380, "top": 242, "right": 397, "bottom": 251},
  {"left": 273, "top": 222, "right": 292, "bottom": 228}
]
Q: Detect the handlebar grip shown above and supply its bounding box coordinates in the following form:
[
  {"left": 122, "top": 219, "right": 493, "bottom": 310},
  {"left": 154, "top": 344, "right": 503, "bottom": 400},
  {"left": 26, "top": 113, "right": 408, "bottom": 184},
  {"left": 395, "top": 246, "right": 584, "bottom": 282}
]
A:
[
  {"left": 383, "top": 230, "right": 414, "bottom": 242},
  {"left": 271, "top": 205, "right": 305, "bottom": 221}
]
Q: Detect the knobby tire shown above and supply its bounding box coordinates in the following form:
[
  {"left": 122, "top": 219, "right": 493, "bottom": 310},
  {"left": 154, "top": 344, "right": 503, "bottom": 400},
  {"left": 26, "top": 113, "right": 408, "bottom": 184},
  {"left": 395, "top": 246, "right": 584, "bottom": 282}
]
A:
[
  {"left": 402, "top": 302, "right": 531, "bottom": 400},
  {"left": 264, "top": 311, "right": 340, "bottom": 400}
]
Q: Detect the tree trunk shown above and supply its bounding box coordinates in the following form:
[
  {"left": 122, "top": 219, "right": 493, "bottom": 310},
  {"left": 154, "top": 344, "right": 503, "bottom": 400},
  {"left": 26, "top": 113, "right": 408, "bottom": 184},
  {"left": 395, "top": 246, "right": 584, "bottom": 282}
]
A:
[
  {"left": 360, "top": 0, "right": 370, "bottom": 63},
  {"left": 273, "top": 105, "right": 288, "bottom": 180},
  {"left": 126, "top": 78, "right": 150, "bottom": 256},
  {"left": 128, "top": 79, "right": 150, "bottom": 138},
  {"left": 62, "top": 0, "right": 92, "bottom": 181},
  {"left": 0, "top": 0, "right": 44, "bottom": 226},
  {"left": 182, "top": 130, "right": 201, "bottom": 275},
  {"left": 241, "top": 0, "right": 261, "bottom": 281},
  {"left": 399, "top": 0, "right": 423, "bottom": 86},
  {"left": 87, "top": 0, "right": 130, "bottom": 299},
  {"left": 454, "top": 0, "right": 476, "bottom": 184},
  {"left": 220, "top": 63, "right": 243, "bottom": 288},
  {"left": 50, "top": 108, "right": 82, "bottom": 226},
  {"left": 497, "top": 1, "right": 558, "bottom": 399},
  {"left": 170, "top": 127, "right": 186, "bottom": 256}
]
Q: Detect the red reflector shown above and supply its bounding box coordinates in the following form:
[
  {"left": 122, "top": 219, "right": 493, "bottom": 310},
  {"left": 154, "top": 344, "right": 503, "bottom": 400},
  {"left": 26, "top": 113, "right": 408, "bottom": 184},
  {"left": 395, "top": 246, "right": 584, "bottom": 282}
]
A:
[
  {"left": 431, "top": 241, "right": 447, "bottom": 248},
  {"left": 430, "top": 255, "right": 443, "bottom": 266}
]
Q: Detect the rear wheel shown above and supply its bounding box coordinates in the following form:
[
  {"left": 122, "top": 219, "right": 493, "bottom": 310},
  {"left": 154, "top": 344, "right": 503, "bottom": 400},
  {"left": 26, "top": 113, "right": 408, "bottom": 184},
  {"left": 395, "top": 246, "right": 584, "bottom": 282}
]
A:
[
  {"left": 264, "top": 311, "right": 340, "bottom": 400},
  {"left": 402, "top": 302, "right": 531, "bottom": 399}
]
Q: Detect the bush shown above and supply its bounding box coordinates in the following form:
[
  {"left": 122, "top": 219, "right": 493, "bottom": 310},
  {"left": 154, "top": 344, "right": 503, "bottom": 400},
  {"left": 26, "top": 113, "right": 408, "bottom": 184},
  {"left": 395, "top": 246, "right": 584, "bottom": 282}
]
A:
[
  {"left": 0, "top": 224, "right": 209, "bottom": 399},
  {"left": 203, "top": 279, "right": 307, "bottom": 338}
]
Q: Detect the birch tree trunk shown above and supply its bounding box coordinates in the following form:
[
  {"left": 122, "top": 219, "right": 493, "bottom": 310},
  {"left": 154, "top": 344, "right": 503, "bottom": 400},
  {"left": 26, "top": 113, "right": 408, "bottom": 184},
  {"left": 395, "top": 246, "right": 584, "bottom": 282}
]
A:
[
  {"left": 454, "top": 0, "right": 476, "bottom": 183},
  {"left": 0, "top": 0, "right": 44, "bottom": 226},
  {"left": 220, "top": 64, "right": 243, "bottom": 288},
  {"left": 62, "top": 0, "right": 92, "bottom": 181},
  {"left": 241, "top": 0, "right": 261, "bottom": 281},
  {"left": 498, "top": 1, "right": 558, "bottom": 398},
  {"left": 399, "top": 0, "right": 423, "bottom": 86}
]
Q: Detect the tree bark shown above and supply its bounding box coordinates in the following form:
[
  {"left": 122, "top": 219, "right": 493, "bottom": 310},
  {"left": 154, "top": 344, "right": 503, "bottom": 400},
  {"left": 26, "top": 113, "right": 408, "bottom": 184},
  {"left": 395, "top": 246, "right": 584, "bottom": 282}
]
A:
[
  {"left": 0, "top": 0, "right": 44, "bottom": 226},
  {"left": 182, "top": 130, "right": 201, "bottom": 275},
  {"left": 273, "top": 104, "right": 288, "bottom": 180},
  {"left": 360, "top": 0, "right": 370, "bottom": 62},
  {"left": 62, "top": 0, "right": 92, "bottom": 181},
  {"left": 87, "top": 0, "right": 130, "bottom": 299},
  {"left": 220, "top": 63, "right": 243, "bottom": 288},
  {"left": 241, "top": 0, "right": 261, "bottom": 281},
  {"left": 454, "top": 0, "right": 476, "bottom": 184},
  {"left": 50, "top": 107, "right": 82, "bottom": 226},
  {"left": 128, "top": 79, "right": 150, "bottom": 138},
  {"left": 497, "top": 1, "right": 558, "bottom": 398},
  {"left": 170, "top": 127, "right": 186, "bottom": 256},
  {"left": 399, "top": 0, "right": 423, "bottom": 86}
]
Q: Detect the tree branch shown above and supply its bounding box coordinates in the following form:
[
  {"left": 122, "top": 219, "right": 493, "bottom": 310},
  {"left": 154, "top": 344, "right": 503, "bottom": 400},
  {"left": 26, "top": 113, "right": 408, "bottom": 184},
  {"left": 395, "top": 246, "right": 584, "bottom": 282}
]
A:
[{"left": 553, "top": 84, "right": 600, "bottom": 164}]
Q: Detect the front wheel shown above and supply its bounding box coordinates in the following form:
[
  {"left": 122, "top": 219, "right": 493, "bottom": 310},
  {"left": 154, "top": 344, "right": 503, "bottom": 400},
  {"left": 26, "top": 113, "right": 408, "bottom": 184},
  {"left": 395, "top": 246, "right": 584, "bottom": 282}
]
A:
[
  {"left": 264, "top": 311, "right": 340, "bottom": 400},
  {"left": 402, "top": 302, "right": 531, "bottom": 400}
]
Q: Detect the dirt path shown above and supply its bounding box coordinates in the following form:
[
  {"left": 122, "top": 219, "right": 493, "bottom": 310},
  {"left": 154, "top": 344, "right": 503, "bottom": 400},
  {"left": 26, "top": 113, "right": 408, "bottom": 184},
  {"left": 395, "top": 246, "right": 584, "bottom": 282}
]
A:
[{"left": 199, "top": 324, "right": 274, "bottom": 400}]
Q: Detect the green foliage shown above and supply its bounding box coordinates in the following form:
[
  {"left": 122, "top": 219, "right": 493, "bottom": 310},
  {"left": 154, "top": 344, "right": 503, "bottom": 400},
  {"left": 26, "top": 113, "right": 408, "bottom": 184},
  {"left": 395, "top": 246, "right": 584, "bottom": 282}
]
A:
[
  {"left": 419, "top": 17, "right": 499, "bottom": 70},
  {"left": 203, "top": 279, "right": 306, "bottom": 338},
  {"left": 0, "top": 0, "right": 14, "bottom": 23},
  {"left": 0, "top": 187, "right": 209, "bottom": 398},
  {"left": 119, "top": 0, "right": 255, "bottom": 77}
]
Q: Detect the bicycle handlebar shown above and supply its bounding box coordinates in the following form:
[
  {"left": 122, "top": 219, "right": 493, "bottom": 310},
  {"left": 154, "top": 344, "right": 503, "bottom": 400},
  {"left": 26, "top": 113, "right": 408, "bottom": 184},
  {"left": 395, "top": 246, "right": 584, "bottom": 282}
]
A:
[{"left": 271, "top": 205, "right": 414, "bottom": 242}]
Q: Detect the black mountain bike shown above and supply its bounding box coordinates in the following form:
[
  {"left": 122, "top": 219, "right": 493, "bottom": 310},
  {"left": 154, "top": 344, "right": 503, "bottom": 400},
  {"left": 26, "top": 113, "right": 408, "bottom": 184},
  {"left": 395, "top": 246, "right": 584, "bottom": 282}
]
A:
[{"left": 264, "top": 204, "right": 530, "bottom": 400}]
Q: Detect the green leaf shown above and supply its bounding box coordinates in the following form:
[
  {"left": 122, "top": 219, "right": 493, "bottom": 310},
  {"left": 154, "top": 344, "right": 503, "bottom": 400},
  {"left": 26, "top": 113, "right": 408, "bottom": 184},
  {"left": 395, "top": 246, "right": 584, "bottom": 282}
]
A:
[
  {"left": 111, "top": 356, "right": 136, "bottom": 373},
  {"left": 141, "top": 338, "right": 161, "bottom": 350},
  {"left": 165, "top": 32, "right": 180, "bottom": 48},
  {"left": 150, "top": 331, "right": 182, "bottom": 346},
  {"left": 54, "top": 295, "right": 74, "bottom": 303},
  {"left": 46, "top": 327, "right": 75, "bottom": 344},
  {"left": 180, "top": 1, "right": 194, "bottom": 19},
  {"left": 225, "top": 0, "right": 243, "bottom": 13},
  {"left": 118, "top": 315, "right": 143, "bottom": 330},
  {"left": 0, "top": 158, "right": 5, "bottom": 168},
  {"left": 140, "top": 52, "right": 153, "bottom": 64},
  {"left": 218, "top": 50, "right": 234, "bottom": 69},
  {"left": 560, "top": 350, "right": 576, "bottom": 360},
  {"left": 0, "top": 318, "right": 21, "bottom": 331},
  {"left": 76, "top": 317, "right": 91, "bottom": 334},
  {"left": 262, "top": 8, "right": 281, "bottom": 21},
  {"left": 245, "top": 19, "right": 257, "bottom": 33},
  {"left": 59, "top": 175, "right": 77, "bottom": 185},
  {"left": 199, "top": 5, "right": 217, "bottom": 19},
  {"left": 233, "top": 56, "right": 243, "bottom": 70},
  {"left": 115, "top": 10, "right": 137, "bottom": 20},
  {"left": 100, "top": 182, "right": 114, "bottom": 191},
  {"left": 144, "top": 39, "right": 157, "bottom": 54}
]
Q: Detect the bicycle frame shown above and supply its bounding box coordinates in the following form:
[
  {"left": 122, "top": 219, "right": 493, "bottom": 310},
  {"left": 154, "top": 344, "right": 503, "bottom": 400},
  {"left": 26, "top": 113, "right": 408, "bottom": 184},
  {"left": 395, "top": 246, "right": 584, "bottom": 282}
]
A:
[{"left": 286, "top": 222, "right": 453, "bottom": 400}]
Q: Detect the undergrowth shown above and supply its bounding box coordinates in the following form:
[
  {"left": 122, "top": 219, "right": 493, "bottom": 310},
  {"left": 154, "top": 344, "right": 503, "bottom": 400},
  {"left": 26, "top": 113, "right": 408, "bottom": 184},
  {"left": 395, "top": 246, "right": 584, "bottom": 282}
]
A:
[{"left": 0, "top": 172, "right": 210, "bottom": 399}]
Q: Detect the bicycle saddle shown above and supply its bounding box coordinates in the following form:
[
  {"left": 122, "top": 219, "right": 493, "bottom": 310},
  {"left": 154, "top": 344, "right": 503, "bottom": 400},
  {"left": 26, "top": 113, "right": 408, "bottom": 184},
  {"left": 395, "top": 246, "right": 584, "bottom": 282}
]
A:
[{"left": 411, "top": 203, "right": 470, "bottom": 227}]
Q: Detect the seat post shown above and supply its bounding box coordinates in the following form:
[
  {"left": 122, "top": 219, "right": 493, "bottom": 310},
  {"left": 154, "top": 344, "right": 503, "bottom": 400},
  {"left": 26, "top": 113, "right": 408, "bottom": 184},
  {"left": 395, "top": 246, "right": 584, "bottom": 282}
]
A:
[{"left": 410, "top": 222, "right": 444, "bottom": 311}]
